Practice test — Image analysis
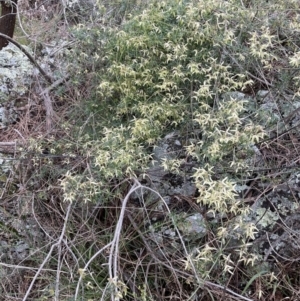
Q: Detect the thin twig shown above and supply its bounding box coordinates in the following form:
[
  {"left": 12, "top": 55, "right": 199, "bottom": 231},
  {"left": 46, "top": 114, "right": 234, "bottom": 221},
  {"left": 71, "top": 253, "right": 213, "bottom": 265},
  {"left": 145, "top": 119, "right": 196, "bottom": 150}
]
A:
[
  {"left": 74, "top": 242, "right": 113, "bottom": 300},
  {"left": 0, "top": 262, "right": 65, "bottom": 273},
  {"left": 22, "top": 203, "right": 72, "bottom": 301},
  {"left": 39, "top": 73, "right": 70, "bottom": 95},
  {"left": 13, "top": 129, "right": 26, "bottom": 142},
  {"left": 0, "top": 142, "right": 16, "bottom": 146},
  {"left": 108, "top": 180, "right": 142, "bottom": 301},
  {"left": 222, "top": 48, "right": 273, "bottom": 87},
  {"left": 127, "top": 212, "right": 194, "bottom": 277},
  {"left": 135, "top": 182, "right": 255, "bottom": 301},
  {"left": 31, "top": 196, "right": 54, "bottom": 240},
  {"left": 38, "top": 80, "right": 56, "bottom": 132},
  {"left": 74, "top": 180, "right": 143, "bottom": 301},
  {"left": 15, "top": 0, "right": 30, "bottom": 39},
  {"left": 75, "top": 179, "right": 254, "bottom": 301}
]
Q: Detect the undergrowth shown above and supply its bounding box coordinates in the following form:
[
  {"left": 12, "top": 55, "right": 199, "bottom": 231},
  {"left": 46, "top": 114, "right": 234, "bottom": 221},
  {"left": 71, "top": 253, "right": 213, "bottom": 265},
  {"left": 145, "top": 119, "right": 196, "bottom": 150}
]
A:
[{"left": 2, "top": 0, "right": 300, "bottom": 300}]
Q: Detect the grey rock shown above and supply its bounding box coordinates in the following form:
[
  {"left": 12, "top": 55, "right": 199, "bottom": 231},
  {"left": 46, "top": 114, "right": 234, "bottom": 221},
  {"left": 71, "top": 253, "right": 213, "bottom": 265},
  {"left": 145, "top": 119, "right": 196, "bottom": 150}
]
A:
[
  {"left": 174, "top": 139, "right": 181, "bottom": 146},
  {"left": 154, "top": 196, "right": 171, "bottom": 212},
  {"left": 222, "top": 91, "right": 248, "bottom": 101},
  {"left": 14, "top": 241, "right": 29, "bottom": 253},
  {"left": 178, "top": 213, "right": 207, "bottom": 241},
  {"left": 169, "top": 181, "right": 196, "bottom": 196},
  {"left": 164, "top": 229, "right": 176, "bottom": 237},
  {"left": 153, "top": 143, "right": 171, "bottom": 163},
  {"left": 0, "top": 107, "right": 7, "bottom": 128},
  {"left": 0, "top": 43, "right": 33, "bottom": 101},
  {"left": 256, "top": 90, "right": 270, "bottom": 101}
]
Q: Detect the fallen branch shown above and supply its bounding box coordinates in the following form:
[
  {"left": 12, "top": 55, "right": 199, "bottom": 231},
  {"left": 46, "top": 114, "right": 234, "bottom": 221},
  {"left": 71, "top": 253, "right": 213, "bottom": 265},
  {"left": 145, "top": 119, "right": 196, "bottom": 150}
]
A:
[
  {"left": 0, "top": 141, "right": 17, "bottom": 154},
  {"left": 37, "top": 80, "right": 56, "bottom": 132},
  {"left": 0, "top": 142, "right": 16, "bottom": 146}
]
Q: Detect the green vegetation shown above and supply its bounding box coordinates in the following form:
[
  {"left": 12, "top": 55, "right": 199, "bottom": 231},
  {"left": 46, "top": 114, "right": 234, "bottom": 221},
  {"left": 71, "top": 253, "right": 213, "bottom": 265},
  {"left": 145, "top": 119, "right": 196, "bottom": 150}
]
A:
[
  {"left": 67, "top": 0, "right": 265, "bottom": 200},
  {"left": 2, "top": 0, "right": 300, "bottom": 300}
]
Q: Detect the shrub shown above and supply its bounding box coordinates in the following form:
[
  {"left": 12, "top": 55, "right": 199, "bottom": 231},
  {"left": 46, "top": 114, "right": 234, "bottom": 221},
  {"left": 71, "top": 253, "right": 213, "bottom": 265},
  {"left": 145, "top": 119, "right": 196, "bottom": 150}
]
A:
[
  {"left": 66, "top": 0, "right": 266, "bottom": 210},
  {"left": 61, "top": 0, "right": 300, "bottom": 299}
]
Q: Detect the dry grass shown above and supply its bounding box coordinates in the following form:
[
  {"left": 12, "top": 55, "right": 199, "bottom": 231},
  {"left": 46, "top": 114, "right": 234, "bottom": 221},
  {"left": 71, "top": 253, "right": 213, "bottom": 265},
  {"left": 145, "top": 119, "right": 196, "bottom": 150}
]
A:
[{"left": 2, "top": 1, "right": 300, "bottom": 301}]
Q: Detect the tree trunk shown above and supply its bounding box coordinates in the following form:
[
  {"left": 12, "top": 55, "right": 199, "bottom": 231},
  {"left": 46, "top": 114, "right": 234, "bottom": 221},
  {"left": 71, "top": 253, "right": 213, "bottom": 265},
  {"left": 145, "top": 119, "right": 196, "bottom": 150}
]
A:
[{"left": 0, "top": 0, "right": 18, "bottom": 50}]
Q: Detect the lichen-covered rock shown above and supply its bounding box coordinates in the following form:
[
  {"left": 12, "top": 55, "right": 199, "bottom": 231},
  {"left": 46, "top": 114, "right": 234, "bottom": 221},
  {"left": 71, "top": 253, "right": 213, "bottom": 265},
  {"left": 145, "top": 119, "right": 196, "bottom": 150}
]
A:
[
  {"left": 153, "top": 131, "right": 184, "bottom": 163},
  {"left": 222, "top": 91, "right": 251, "bottom": 102},
  {"left": 0, "top": 43, "right": 34, "bottom": 128},
  {"left": 0, "top": 43, "right": 33, "bottom": 101},
  {"left": 242, "top": 172, "right": 300, "bottom": 260},
  {"left": 177, "top": 213, "right": 207, "bottom": 242}
]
